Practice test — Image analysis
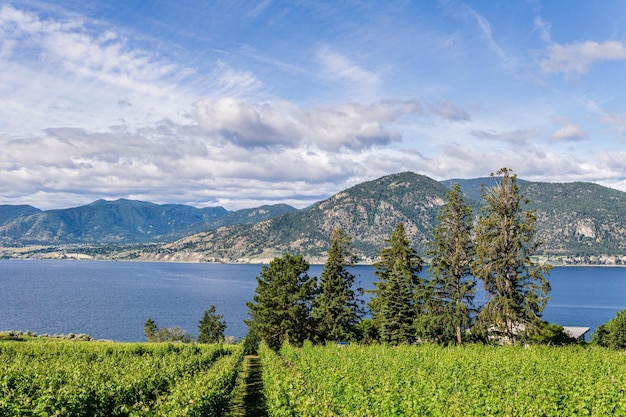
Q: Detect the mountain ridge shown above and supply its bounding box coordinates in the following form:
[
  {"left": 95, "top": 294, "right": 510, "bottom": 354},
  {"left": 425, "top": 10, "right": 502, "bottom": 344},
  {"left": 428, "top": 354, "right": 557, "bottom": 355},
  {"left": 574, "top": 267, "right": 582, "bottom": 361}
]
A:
[
  {"left": 2, "top": 172, "right": 626, "bottom": 265},
  {"left": 0, "top": 199, "right": 296, "bottom": 245}
]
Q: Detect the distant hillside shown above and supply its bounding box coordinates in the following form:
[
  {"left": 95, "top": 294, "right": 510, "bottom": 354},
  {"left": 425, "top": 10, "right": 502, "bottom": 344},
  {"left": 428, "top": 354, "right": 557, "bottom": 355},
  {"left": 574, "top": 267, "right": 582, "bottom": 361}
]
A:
[
  {"left": 0, "top": 199, "right": 296, "bottom": 245},
  {"left": 3, "top": 172, "right": 626, "bottom": 265},
  {"left": 0, "top": 205, "right": 41, "bottom": 225},
  {"left": 140, "top": 172, "right": 626, "bottom": 264},
  {"left": 522, "top": 182, "right": 626, "bottom": 258},
  {"left": 145, "top": 172, "right": 450, "bottom": 262},
  {"left": 441, "top": 179, "right": 626, "bottom": 258}
]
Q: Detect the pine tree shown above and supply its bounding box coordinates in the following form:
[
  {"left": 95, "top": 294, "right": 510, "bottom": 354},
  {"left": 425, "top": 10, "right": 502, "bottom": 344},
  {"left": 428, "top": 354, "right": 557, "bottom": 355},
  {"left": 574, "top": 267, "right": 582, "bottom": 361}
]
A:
[
  {"left": 473, "top": 168, "right": 552, "bottom": 343},
  {"left": 312, "top": 228, "right": 363, "bottom": 342},
  {"left": 144, "top": 318, "right": 157, "bottom": 342},
  {"left": 426, "top": 183, "right": 476, "bottom": 344},
  {"left": 246, "top": 253, "right": 316, "bottom": 350},
  {"left": 198, "top": 305, "right": 226, "bottom": 344},
  {"left": 369, "top": 223, "right": 424, "bottom": 344}
]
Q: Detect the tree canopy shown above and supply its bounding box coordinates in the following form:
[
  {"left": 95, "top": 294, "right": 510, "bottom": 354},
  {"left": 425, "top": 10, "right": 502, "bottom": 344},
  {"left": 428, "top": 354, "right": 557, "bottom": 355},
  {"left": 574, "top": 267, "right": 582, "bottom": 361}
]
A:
[
  {"left": 198, "top": 305, "right": 226, "bottom": 344},
  {"left": 312, "top": 228, "right": 362, "bottom": 342},
  {"left": 246, "top": 253, "right": 317, "bottom": 350},
  {"left": 369, "top": 222, "right": 425, "bottom": 344},
  {"left": 426, "top": 183, "right": 476, "bottom": 344},
  {"left": 473, "top": 168, "right": 551, "bottom": 342},
  {"left": 593, "top": 310, "right": 626, "bottom": 349}
]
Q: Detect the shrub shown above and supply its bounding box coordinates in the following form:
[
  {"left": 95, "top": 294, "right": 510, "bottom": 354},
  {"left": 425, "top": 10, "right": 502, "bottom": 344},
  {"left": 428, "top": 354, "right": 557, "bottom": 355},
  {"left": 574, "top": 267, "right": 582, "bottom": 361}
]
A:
[
  {"left": 530, "top": 322, "right": 575, "bottom": 345},
  {"left": 593, "top": 310, "right": 626, "bottom": 349}
]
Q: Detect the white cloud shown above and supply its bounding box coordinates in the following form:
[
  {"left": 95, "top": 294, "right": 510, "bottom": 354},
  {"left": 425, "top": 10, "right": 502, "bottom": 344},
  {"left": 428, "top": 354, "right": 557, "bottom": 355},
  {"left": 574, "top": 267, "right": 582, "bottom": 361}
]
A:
[
  {"left": 550, "top": 122, "right": 587, "bottom": 141},
  {"left": 463, "top": 6, "right": 514, "bottom": 69},
  {"left": 533, "top": 17, "right": 552, "bottom": 43},
  {"left": 0, "top": 5, "right": 198, "bottom": 132},
  {"left": 602, "top": 112, "right": 626, "bottom": 132},
  {"left": 195, "top": 98, "right": 300, "bottom": 148},
  {"left": 432, "top": 102, "right": 471, "bottom": 122},
  {"left": 3, "top": 120, "right": 626, "bottom": 211},
  {"left": 316, "top": 45, "right": 378, "bottom": 85},
  {"left": 211, "top": 61, "right": 262, "bottom": 97},
  {"left": 194, "top": 98, "right": 424, "bottom": 150},
  {"left": 541, "top": 40, "right": 626, "bottom": 74},
  {"left": 470, "top": 128, "right": 535, "bottom": 145},
  {"left": 0, "top": 5, "right": 263, "bottom": 134}
]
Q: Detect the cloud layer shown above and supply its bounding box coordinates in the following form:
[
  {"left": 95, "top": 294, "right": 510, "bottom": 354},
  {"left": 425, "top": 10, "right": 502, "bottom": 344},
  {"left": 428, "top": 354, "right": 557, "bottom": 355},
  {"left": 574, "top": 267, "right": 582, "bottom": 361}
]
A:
[{"left": 2, "top": 1, "right": 626, "bottom": 211}]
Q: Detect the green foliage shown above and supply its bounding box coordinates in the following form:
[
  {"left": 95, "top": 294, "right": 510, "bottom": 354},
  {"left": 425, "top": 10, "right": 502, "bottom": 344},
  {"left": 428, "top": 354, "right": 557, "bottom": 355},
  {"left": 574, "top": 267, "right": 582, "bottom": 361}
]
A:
[
  {"left": 153, "top": 344, "right": 245, "bottom": 416},
  {"left": 530, "top": 322, "right": 575, "bottom": 345},
  {"left": 260, "top": 342, "right": 626, "bottom": 416},
  {"left": 198, "top": 305, "right": 226, "bottom": 344},
  {"left": 354, "top": 319, "right": 378, "bottom": 344},
  {"left": 473, "top": 168, "right": 552, "bottom": 342},
  {"left": 246, "top": 253, "right": 317, "bottom": 350},
  {"left": 241, "top": 326, "right": 261, "bottom": 355},
  {"left": 369, "top": 223, "right": 425, "bottom": 344},
  {"left": 593, "top": 310, "right": 626, "bottom": 349},
  {"left": 0, "top": 341, "right": 243, "bottom": 416},
  {"left": 144, "top": 318, "right": 157, "bottom": 342},
  {"left": 426, "top": 183, "right": 476, "bottom": 344},
  {"left": 312, "top": 228, "right": 362, "bottom": 342},
  {"left": 144, "top": 319, "right": 192, "bottom": 343}
]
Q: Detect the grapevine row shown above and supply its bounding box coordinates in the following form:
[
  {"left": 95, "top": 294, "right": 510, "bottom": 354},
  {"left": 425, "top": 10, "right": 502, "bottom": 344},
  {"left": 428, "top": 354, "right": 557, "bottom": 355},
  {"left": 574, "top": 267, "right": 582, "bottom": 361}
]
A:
[
  {"left": 261, "top": 342, "right": 626, "bottom": 416},
  {"left": 0, "top": 341, "right": 244, "bottom": 416}
]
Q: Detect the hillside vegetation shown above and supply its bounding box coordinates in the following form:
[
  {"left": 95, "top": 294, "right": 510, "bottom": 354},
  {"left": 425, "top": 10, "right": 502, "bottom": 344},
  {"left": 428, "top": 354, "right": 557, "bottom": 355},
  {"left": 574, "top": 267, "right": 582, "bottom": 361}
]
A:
[
  {"left": 143, "top": 172, "right": 626, "bottom": 264},
  {"left": 151, "top": 172, "right": 447, "bottom": 262},
  {"left": 2, "top": 172, "right": 626, "bottom": 264},
  {"left": 0, "top": 199, "right": 295, "bottom": 245}
]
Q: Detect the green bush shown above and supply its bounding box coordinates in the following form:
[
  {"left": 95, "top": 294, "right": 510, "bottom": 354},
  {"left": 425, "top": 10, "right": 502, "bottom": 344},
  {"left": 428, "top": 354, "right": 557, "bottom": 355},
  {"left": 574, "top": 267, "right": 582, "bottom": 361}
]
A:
[
  {"left": 593, "top": 310, "right": 626, "bottom": 349},
  {"left": 530, "top": 322, "right": 575, "bottom": 345}
]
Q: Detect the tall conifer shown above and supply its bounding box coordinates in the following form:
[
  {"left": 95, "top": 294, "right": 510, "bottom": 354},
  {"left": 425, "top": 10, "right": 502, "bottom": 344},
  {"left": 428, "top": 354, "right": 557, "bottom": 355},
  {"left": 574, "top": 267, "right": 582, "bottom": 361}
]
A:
[
  {"left": 426, "top": 183, "right": 476, "bottom": 344},
  {"left": 312, "top": 228, "right": 362, "bottom": 342},
  {"left": 369, "top": 223, "right": 424, "bottom": 344},
  {"left": 473, "top": 168, "right": 551, "bottom": 342},
  {"left": 198, "top": 305, "right": 226, "bottom": 343},
  {"left": 246, "top": 253, "right": 316, "bottom": 350}
]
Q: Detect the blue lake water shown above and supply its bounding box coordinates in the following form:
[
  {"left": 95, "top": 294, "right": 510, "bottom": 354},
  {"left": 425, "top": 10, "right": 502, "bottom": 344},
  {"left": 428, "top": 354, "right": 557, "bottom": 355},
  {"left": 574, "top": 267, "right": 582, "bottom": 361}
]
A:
[{"left": 0, "top": 260, "right": 625, "bottom": 342}]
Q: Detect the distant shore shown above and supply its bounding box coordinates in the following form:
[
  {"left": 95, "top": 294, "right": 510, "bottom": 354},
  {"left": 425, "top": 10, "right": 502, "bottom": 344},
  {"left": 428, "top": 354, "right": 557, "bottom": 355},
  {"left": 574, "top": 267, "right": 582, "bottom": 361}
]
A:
[{"left": 2, "top": 247, "right": 626, "bottom": 267}]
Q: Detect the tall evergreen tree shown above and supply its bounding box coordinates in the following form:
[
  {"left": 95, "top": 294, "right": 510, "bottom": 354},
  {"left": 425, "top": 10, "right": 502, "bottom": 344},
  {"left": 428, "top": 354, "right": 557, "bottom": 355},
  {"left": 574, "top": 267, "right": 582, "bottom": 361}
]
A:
[
  {"left": 198, "top": 305, "right": 226, "bottom": 344},
  {"left": 144, "top": 318, "right": 157, "bottom": 342},
  {"left": 246, "top": 253, "right": 316, "bottom": 350},
  {"left": 473, "top": 168, "right": 552, "bottom": 342},
  {"left": 426, "top": 183, "right": 476, "bottom": 344},
  {"left": 369, "top": 223, "right": 424, "bottom": 344},
  {"left": 312, "top": 228, "right": 363, "bottom": 342}
]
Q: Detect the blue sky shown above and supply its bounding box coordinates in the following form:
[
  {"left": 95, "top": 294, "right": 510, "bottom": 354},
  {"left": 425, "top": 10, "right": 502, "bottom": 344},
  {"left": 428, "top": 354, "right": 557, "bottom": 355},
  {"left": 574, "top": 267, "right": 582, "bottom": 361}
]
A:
[{"left": 2, "top": 0, "right": 626, "bottom": 210}]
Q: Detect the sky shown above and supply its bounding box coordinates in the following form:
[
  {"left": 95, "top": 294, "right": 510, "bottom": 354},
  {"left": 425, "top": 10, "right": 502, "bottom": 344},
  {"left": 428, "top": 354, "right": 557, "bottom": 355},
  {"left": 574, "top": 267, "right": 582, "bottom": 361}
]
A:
[{"left": 2, "top": 0, "right": 626, "bottom": 211}]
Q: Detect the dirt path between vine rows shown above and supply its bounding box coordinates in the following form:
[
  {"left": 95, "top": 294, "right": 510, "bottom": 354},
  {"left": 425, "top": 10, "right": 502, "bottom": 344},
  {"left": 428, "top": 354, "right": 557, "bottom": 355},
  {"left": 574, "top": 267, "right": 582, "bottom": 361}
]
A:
[{"left": 228, "top": 355, "right": 268, "bottom": 417}]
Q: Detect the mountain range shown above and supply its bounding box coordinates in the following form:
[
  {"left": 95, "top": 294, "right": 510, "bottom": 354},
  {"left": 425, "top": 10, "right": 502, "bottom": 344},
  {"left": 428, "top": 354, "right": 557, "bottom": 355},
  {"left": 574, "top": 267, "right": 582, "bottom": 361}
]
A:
[
  {"left": 0, "top": 199, "right": 296, "bottom": 245},
  {"left": 2, "top": 172, "right": 626, "bottom": 265}
]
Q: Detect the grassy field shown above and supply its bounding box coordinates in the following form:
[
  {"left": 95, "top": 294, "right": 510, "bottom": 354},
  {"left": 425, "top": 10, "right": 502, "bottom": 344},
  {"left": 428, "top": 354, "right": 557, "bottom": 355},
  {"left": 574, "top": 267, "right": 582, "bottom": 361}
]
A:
[{"left": 260, "top": 342, "right": 626, "bottom": 416}]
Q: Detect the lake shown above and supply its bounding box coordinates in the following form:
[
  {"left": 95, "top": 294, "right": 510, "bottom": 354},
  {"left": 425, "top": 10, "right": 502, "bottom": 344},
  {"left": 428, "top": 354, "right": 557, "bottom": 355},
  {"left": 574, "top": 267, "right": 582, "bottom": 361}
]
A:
[{"left": 1, "top": 260, "right": 625, "bottom": 342}]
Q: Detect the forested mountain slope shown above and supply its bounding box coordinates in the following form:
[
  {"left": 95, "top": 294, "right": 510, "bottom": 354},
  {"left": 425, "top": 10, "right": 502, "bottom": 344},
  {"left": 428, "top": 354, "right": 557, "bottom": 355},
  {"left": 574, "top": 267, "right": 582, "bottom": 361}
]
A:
[
  {"left": 0, "top": 199, "right": 295, "bottom": 245},
  {"left": 149, "top": 173, "right": 626, "bottom": 263},
  {"left": 3, "top": 172, "right": 626, "bottom": 264},
  {"left": 151, "top": 173, "right": 454, "bottom": 262}
]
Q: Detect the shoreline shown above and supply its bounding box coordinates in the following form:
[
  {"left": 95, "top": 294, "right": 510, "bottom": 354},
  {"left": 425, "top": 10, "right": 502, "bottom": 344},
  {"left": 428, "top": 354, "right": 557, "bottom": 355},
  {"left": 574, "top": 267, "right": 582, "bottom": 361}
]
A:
[{"left": 2, "top": 253, "right": 626, "bottom": 267}]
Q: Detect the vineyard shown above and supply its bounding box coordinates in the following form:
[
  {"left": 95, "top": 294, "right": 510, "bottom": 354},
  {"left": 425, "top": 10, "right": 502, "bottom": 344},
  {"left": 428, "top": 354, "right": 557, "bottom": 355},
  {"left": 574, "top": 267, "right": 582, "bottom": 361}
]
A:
[
  {"left": 260, "top": 342, "right": 626, "bottom": 416},
  {"left": 0, "top": 340, "right": 244, "bottom": 416},
  {"left": 2, "top": 339, "right": 626, "bottom": 416}
]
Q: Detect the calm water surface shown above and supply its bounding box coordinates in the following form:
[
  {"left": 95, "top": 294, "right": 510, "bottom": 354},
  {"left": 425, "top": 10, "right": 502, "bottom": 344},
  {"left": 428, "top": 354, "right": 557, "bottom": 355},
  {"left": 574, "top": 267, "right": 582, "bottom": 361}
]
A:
[{"left": 0, "top": 260, "right": 624, "bottom": 341}]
